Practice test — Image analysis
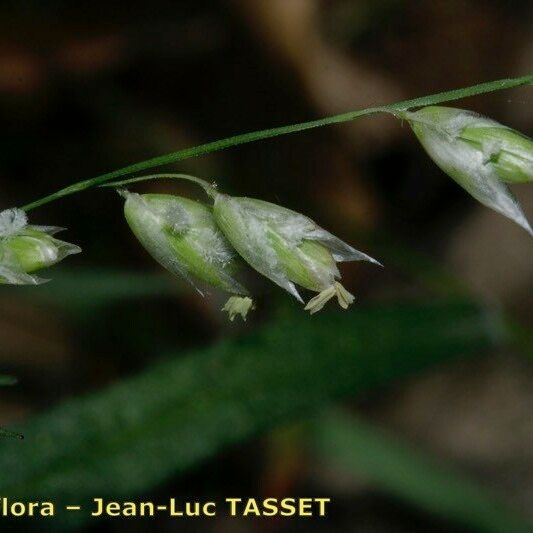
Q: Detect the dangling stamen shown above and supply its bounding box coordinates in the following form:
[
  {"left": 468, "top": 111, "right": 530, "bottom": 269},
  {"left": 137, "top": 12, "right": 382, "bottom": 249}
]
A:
[
  {"left": 334, "top": 281, "right": 355, "bottom": 309},
  {"left": 304, "top": 282, "right": 355, "bottom": 314},
  {"left": 304, "top": 286, "right": 336, "bottom": 314},
  {"left": 222, "top": 296, "right": 255, "bottom": 321}
]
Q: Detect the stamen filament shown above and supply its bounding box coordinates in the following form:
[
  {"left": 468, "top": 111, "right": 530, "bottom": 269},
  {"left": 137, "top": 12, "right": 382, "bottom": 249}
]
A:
[
  {"left": 304, "top": 282, "right": 355, "bottom": 314},
  {"left": 304, "top": 286, "right": 336, "bottom": 314}
]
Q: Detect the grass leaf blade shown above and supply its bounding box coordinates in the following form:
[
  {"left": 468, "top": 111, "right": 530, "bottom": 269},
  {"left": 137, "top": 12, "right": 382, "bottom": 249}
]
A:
[
  {"left": 312, "top": 411, "right": 531, "bottom": 533},
  {"left": 0, "top": 301, "right": 506, "bottom": 529}
]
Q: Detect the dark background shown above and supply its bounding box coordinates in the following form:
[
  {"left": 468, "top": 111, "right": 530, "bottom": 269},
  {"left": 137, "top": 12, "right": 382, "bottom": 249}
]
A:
[{"left": 0, "top": 1, "right": 532, "bottom": 531}]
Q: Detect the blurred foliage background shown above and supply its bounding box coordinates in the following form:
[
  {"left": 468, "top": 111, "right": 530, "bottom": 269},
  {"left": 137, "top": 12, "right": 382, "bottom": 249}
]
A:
[{"left": 0, "top": 1, "right": 532, "bottom": 531}]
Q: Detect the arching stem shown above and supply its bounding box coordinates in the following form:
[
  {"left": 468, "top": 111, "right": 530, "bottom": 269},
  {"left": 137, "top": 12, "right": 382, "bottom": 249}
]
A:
[{"left": 18, "top": 75, "right": 532, "bottom": 212}]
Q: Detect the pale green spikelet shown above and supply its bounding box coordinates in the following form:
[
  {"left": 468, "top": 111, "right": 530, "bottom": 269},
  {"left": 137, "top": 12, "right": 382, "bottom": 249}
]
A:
[
  {"left": 122, "top": 190, "right": 254, "bottom": 320},
  {"left": 0, "top": 208, "right": 81, "bottom": 285},
  {"left": 403, "top": 106, "right": 533, "bottom": 235},
  {"left": 213, "top": 193, "right": 380, "bottom": 313}
]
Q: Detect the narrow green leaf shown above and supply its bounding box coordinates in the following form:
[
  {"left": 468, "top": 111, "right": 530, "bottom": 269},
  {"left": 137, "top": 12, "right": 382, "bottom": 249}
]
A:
[
  {"left": 0, "top": 301, "right": 501, "bottom": 529},
  {"left": 312, "top": 411, "right": 530, "bottom": 533},
  {"left": 8, "top": 268, "right": 179, "bottom": 312},
  {"left": 21, "top": 75, "right": 532, "bottom": 212},
  {"left": 0, "top": 427, "right": 23, "bottom": 440},
  {"left": 373, "top": 237, "right": 533, "bottom": 360},
  {"left": 1, "top": 376, "right": 22, "bottom": 440},
  {"left": 0, "top": 375, "right": 17, "bottom": 386}
]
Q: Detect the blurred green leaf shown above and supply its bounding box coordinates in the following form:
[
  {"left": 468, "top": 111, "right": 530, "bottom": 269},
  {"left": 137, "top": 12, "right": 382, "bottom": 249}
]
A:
[
  {"left": 374, "top": 238, "right": 468, "bottom": 297},
  {"left": 312, "top": 411, "right": 530, "bottom": 533},
  {"left": 0, "top": 301, "right": 503, "bottom": 529},
  {"left": 10, "top": 268, "right": 179, "bottom": 312},
  {"left": 1, "top": 375, "right": 22, "bottom": 439},
  {"left": 0, "top": 427, "right": 23, "bottom": 440},
  {"left": 0, "top": 375, "right": 17, "bottom": 386},
  {"left": 374, "top": 237, "right": 533, "bottom": 361}
]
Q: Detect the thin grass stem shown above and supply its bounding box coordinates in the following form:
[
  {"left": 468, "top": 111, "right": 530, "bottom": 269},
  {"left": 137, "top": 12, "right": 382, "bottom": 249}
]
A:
[{"left": 20, "top": 75, "right": 532, "bottom": 212}]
